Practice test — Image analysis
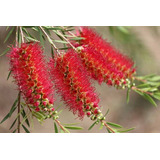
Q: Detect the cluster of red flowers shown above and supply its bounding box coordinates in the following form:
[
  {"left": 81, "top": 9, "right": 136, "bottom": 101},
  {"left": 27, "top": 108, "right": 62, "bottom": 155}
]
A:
[
  {"left": 75, "top": 27, "right": 136, "bottom": 89},
  {"left": 49, "top": 50, "right": 102, "bottom": 119},
  {"left": 8, "top": 27, "right": 136, "bottom": 119},
  {"left": 8, "top": 42, "right": 54, "bottom": 113}
]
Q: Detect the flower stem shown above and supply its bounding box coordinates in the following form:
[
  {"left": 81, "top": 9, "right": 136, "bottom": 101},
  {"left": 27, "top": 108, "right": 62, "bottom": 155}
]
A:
[
  {"left": 20, "top": 26, "right": 24, "bottom": 43},
  {"left": 55, "top": 119, "right": 69, "bottom": 133},
  {"left": 101, "top": 120, "right": 115, "bottom": 133},
  {"left": 132, "top": 86, "right": 153, "bottom": 96}
]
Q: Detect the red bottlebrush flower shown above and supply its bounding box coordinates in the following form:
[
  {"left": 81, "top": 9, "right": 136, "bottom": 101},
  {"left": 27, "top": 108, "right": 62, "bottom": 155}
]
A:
[
  {"left": 8, "top": 42, "right": 54, "bottom": 112},
  {"left": 78, "top": 27, "right": 136, "bottom": 80},
  {"left": 77, "top": 45, "right": 129, "bottom": 87},
  {"left": 49, "top": 49, "right": 101, "bottom": 119}
]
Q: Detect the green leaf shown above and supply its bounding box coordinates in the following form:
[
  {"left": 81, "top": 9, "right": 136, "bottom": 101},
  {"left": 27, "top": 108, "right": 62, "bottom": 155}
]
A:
[
  {"left": 63, "top": 127, "right": 70, "bottom": 133},
  {"left": 0, "top": 48, "right": 10, "bottom": 57},
  {"left": 147, "top": 75, "right": 160, "bottom": 82},
  {"left": 126, "top": 88, "right": 130, "bottom": 104},
  {"left": 117, "top": 26, "right": 129, "bottom": 34},
  {"left": 64, "top": 126, "right": 83, "bottom": 130},
  {"left": 142, "top": 93, "right": 157, "bottom": 107},
  {"left": 31, "top": 27, "right": 39, "bottom": 32},
  {"left": 53, "top": 40, "right": 68, "bottom": 44},
  {"left": 43, "top": 26, "right": 64, "bottom": 30},
  {"left": 88, "top": 121, "right": 97, "bottom": 130},
  {"left": 6, "top": 26, "right": 10, "bottom": 31},
  {"left": 153, "top": 92, "right": 160, "bottom": 100},
  {"left": 9, "top": 99, "right": 18, "bottom": 117},
  {"left": 106, "top": 128, "right": 112, "bottom": 133},
  {"left": 12, "top": 129, "right": 17, "bottom": 133},
  {"left": 99, "top": 123, "right": 104, "bottom": 130},
  {"left": 22, "top": 28, "right": 37, "bottom": 40},
  {"left": 32, "top": 111, "right": 46, "bottom": 121},
  {"left": 103, "top": 109, "right": 110, "bottom": 117},
  {"left": 137, "top": 83, "right": 150, "bottom": 88},
  {"left": 21, "top": 108, "right": 30, "bottom": 127},
  {"left": 117, "top": 127, "right": 135, "bottom": 133},
  {"left": 60, "top": 128, "right": 65, "bottom": 133},
  {"left": 22, "top": 125, "right": 30, "bottom": 133},
  {"left": 36, "top": 27, "right": 45, "bottom": 46},
  {"left": 134, "top": 90, "right": 157, "bottom": 107},
  {"left": 106, "top": 122, "right": 123, "bottom": 128},
  {"left": 7, "top": 70, "right": 12, "bottom": 80},
  {"left": 51, "top": 46, "right": 54, "bottom": 57},
  {"left": 70, "top": 37, "right": 85, "bottom": 41},
  {"left": 62, "top": 122, "right": 80, "bottom": 126},
  {"left": 9, "top": 118, "right": 17, "bottom": 130},
  {"left": 54, "top": 122, "right": 58, "bottom": 133},
  {"left": 59, "top": 47, "right": 71, "bottom": 50},
  {"left": 4, "top": 27, "right": 15, "bottom": 43},
  {"left": 0, "top": 113, "right": 10, "bottom": 124},
  {"left": 0, "top": 98, "right": 18, "bottom": 124},
  {"left": 25, "top": 37, "right": 39, "bottom": 42}
]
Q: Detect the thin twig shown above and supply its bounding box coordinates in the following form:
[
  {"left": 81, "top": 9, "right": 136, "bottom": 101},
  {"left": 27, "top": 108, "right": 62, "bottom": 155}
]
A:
[
  {"left": 15, "top": 27, "right": 18, "bottom": 47},
  {"left": 132, "top": 86, "right": 153, "bottom": 96},
  {"left": 56, "top": 30, "right": 77, "bottom": 51},
  {"left": 101, "top": 120, "right": 115, "bottom": 133},
  {"left": 39, "top": 26, "right": 61, "bottom": 54},
  {"left": 20, "top": 27, "right": 24, "bottom": 43},
  {"left": 55, "top": 119, "right": 68, "bottom": 133}
]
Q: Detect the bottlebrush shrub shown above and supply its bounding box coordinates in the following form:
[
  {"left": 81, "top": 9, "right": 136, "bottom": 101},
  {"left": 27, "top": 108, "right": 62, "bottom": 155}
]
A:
[
  {"left": 2, "top": 26, "right": 160, "bottom": 133},
  {"left": 76, "top": 26, "right": 136, "bottom": 89},
  {"left": 49, "top": 49, "right": 103, "bottom": 120},
  {"left": 8, "top": 42, "right": 55, "bottom": 114}
]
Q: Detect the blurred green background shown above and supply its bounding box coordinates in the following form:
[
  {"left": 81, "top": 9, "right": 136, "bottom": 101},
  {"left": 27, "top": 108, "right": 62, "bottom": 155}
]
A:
[{"left": 1, "top": 26, "right": 160, "bottom": 133}]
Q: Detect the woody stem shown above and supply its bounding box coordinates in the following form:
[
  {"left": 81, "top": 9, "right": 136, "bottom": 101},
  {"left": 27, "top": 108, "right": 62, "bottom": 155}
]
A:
[
  {"left": 101, "top": 120, "right": 115, "bottom": 133},
  {"left": 132, "top": 86, "right": 153, "bottom": 96},
  {"left": 55, "top": 119, "right": 68, "bottom": 133}
]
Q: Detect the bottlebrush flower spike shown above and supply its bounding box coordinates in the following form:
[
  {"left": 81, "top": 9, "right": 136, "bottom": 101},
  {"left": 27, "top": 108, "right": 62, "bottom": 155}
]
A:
[
  {"left": 8, "top": 42, "right": 54, "bottom": 112},
  {"left": 49, "top": 49, "right": 102, "bottom": 120},
  {"left": 77, "top": 45, "right": 130, "bottom": 88},
  {"left": 77, "top": 27, "right": 136, "bottom": 81}
]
